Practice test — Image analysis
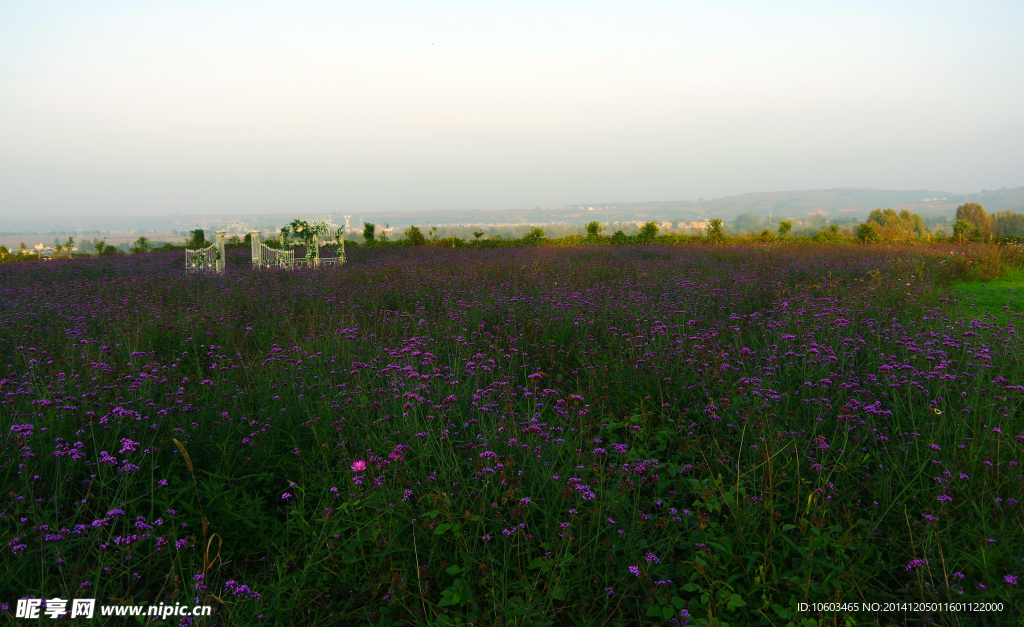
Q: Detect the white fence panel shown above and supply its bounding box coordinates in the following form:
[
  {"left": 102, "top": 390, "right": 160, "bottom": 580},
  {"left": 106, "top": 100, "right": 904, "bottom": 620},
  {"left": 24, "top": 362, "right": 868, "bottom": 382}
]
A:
[{"left": 256, "top": 243, "right": 294, "bottom": 269}]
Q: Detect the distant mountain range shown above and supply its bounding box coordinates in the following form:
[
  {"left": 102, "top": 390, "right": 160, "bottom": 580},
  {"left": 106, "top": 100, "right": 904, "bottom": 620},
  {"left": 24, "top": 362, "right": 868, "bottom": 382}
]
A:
[
  {"left": 335, "top": 186, "right": 1024, "bottom": 227},
  {"left": 366, "top": 186, "right": 1024, "bottom": 226},
  {"left": 553, "top": 186, "right": 1024, "bottom": 224}
]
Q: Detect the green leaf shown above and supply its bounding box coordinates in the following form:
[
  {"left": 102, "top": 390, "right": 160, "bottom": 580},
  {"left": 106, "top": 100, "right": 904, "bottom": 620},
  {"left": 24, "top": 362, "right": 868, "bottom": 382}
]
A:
[
  {"left": 445, "top": 564, "right": 462, "bottom": 575},
  {"left": 433, "top": 523, "right": 451, "bottom": 536},
  {"left": 727, "top": 593, "right": 746, "bottom": 611},
  {"left": 681, "top": 583, "right": 700, "bottom": 592},
  {"left": 671, "top": 597, "right": 686, "bottom": 609},
  {"left": 663, "top": 607, "right": 674, "bottom": 620},
  {"left": 646, "top": 604, "right": 662, "bottom": 618},
  {"left": 781, "top": 524, "right": 797, "bottom": 531},
  {"left": 773, "top": 604, "right": 795, "bottom": 619}
]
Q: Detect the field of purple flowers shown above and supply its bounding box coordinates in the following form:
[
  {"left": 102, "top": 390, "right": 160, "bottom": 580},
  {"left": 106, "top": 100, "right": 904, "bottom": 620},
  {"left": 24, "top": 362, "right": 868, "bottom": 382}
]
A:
[{"left": 2, "top": 243, "right": 1022, "bottom": 626}]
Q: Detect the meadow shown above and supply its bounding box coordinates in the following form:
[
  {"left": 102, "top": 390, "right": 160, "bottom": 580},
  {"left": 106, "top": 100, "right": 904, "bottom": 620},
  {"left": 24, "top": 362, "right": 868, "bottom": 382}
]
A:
[{"left": 1, "top": 243, "right": 1022, "bottom": 626}]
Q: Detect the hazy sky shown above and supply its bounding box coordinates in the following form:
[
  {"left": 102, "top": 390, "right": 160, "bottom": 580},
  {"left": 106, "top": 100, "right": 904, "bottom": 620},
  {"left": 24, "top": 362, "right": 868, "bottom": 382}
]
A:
[{"left": 2, "top": 1, "right": 1022, "bottom": 218}]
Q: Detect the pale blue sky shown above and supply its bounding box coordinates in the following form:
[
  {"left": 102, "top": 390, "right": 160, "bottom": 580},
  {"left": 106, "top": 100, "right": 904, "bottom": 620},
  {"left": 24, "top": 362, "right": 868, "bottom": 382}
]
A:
[{"left": 1, "top": 1, "right": 1022, "bottom": 217}]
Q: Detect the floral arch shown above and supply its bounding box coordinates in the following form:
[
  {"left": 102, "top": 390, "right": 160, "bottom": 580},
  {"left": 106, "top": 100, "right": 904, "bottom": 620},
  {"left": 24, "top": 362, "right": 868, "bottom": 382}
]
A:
[{"left": 185, "top": 217, "right": 346, "bottom": 273}]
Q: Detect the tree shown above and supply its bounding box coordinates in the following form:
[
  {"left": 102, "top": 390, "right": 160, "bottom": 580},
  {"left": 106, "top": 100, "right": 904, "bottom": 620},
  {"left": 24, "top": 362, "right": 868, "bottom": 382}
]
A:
[
  {"left": 734, "top": 214, "right": 765, "bottom": 234},
  {"left": 778, "top": 220, "right": 792, "bottom": 238},
  {"left": 994, "top": 211, "right": 1024, "bottom": 237},
  {"left": 379, "top": 223, "right": 390, "bottom": 243},
  {"left": 865, "top": 208, "right": 925, "bottom": 239},
  {"left": 362, "top": 223, "right": 376, "bottom": 244},
  {"left": 0, "top": 244, "right": 8, "bottom": 261},
  {"left": 185, "top": 229, "right": 207, "bottom": 249},
  {"left": 585, "top": 221, "right": 604, "bottom": 237},
  {"left": 855, "top": 222, "right": 879, "bottom": 243},
  {"left": 955, "top": 203, "right": 992, "bottom": 236},
  {"left": 64, "top": 236, "right": 74, "bottom": 257},
  {"left": 94, "top": 239, "right": 106, "bottom": 254},
  {"left": 101, "top": 244, "right": 117, "bottom": 255},
  {"left": 952, "top": 219, "right": 971, "bottom": 244},
  {"left": 473, "top": 231, "right": 485, "bottom": 241},
  {"left": 404, "top": 225, "right": 426, "bottom": 246},
  {"left": 638, "top": 221, "right": 659, "bottom": 243},
  {"left": 705, "top": 219, "right": 725, "bottom": 243},
  {"left": 524, "top": 226, "right": 546, "bottom": 243},
  {"left": 132, "top": 236, "right": 151, "bottom": 254}
]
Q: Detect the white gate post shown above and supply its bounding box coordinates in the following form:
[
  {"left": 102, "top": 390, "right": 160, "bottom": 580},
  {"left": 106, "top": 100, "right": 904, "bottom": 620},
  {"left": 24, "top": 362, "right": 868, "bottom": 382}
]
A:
[
  {"left": 249, "top": 230, "right": 261, "bottom": 268},
  {"left": 215, "top": 231, "right": 226, "bottom": 272}
]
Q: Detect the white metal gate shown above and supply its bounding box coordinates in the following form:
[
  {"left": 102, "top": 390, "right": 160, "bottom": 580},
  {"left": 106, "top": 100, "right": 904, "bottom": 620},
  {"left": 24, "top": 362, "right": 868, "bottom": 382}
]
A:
[{"left": 185, "top": 245, "right": 218, "bottom": 273}]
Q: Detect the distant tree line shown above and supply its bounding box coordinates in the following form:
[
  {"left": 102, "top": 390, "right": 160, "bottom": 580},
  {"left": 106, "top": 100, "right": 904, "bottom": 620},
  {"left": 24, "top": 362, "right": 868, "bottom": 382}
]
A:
[{"left": 6, "top": 207, "right": 1024, "bottom": 264}]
